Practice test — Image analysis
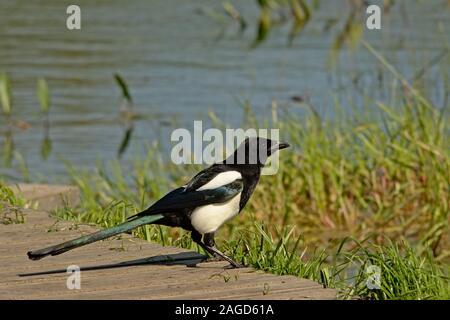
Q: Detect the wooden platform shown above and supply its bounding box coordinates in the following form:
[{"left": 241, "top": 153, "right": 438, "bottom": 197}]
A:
[{"left": 0, "top": 185, "right": 336, "bottom": 300}]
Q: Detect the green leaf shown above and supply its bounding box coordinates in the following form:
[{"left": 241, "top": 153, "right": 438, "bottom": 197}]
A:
[
  {"left": 252, "top": 7, "right": 271, "bottom": 47},
  {"left": 37, "top": 78, "right": 50, "bottom": 113},
  {"left": 114, "top": 73, "right": 132, "bottom": 103},
  {"left": 0, "top": 73, "right": 12, "bottom": 115}
]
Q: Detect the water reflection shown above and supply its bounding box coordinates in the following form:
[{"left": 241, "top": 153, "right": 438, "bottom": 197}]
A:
[
  {"left": 118, "top": 120, "right": 134, "bottom": 158},
  {"left": 3, "top": 129, "right": 14, "bottom": 167},
  {"left": 40, "top": 121, "right": 52, "bottom": 160},
  {"left": 37, "top": 78, "right": 53, "bottom": 160},
  {"left": 115, "top": 73, "right": 135, "bottom": 158}
]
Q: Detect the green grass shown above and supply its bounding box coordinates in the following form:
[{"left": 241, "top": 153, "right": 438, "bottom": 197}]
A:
[
  {"left": 0, "top": 182, "right": 26, "bottom": 224},
  {"left": 339, "top": 239, "right": 450, "bottom": 300},
  {"left": 0, "top": 183, "right": 23, "bottom": 207},
  {"left": 49, "top": 83, "right": 449, "bottom": 299}
]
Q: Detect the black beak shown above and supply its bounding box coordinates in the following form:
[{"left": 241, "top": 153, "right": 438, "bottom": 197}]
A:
[
  {"left": 277, "top": 142, "right": 290, "bottom": 150},
  {"left": 270, "top": 141, "right": 290, "bottom": 153}
]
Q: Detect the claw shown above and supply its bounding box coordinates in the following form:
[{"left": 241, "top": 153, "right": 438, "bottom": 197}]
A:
[{"left": 224, "top": 262, "right": 246, "bottom": 269}]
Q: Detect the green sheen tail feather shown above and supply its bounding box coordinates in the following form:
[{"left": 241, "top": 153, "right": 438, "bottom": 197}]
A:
[{"left": 27, "top": 214, "right": 163, "bottom": 260}]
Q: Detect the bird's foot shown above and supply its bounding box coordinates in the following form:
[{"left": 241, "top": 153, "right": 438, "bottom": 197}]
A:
[
  {"left": 204, "top": 255, "right": 246, "bottom": 268},
  {"left": 224, "top": 261, "right": 247, "bottom": 269}
]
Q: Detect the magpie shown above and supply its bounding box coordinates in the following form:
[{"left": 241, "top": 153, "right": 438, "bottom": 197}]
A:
[{"left": 27, "top": 137, "right": 290, "bottom": 268}]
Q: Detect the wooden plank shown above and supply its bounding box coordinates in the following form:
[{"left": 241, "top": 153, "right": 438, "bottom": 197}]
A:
[{"left": 1, "top": 188, "right": 337, "bottom": 300}]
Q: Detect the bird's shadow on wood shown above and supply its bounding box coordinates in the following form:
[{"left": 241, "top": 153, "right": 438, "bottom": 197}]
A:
[{"left": 18, "top": 251, "right": 208, "bottom": 277}]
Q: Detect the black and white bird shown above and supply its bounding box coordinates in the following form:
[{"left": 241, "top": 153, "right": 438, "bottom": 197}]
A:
[{"left": 28, "top": 137, "right": 290, "bottom": 268}]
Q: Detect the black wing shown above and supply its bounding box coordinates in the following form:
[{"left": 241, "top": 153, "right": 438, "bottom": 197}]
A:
[
  {"left": 129, "top": 179, "right": 243, "bottom": 219},
  {"left": 184, "top": 164, "right": 227, "bottom": 192}
]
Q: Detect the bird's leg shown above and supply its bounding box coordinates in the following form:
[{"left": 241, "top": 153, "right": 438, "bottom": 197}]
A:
[
  {"left": 191, "top": 231, "right": 215, "bottom": 258},
  {"left": 203, "top": 233, "right": 245, "bottom": 269}
]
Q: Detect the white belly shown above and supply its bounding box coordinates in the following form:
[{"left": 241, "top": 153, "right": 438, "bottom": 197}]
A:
[{"left": 191, "top": 193, "right": 242, "bottom": 234}]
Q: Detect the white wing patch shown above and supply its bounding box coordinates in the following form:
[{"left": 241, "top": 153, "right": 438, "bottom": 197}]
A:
[
  {"left": 196, "top": 171, "right": 242, "bottom": 191},
  {"left": 191, "top": 192, "right": 242, "bottom": 234}
]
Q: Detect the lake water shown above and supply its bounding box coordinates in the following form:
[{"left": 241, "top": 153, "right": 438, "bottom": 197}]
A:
[{"left": 0, "top": 0, "right": 448, "bottom": 182}]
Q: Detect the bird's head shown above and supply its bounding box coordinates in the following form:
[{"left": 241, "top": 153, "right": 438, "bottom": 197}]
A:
[{"left": 225, "top": 136, "right": 290, "bottom": 167}]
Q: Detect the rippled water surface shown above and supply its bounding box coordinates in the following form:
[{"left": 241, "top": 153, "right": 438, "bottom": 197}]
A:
[{"left": 0, "top": 0, "right": 448, "bottom": 181}]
